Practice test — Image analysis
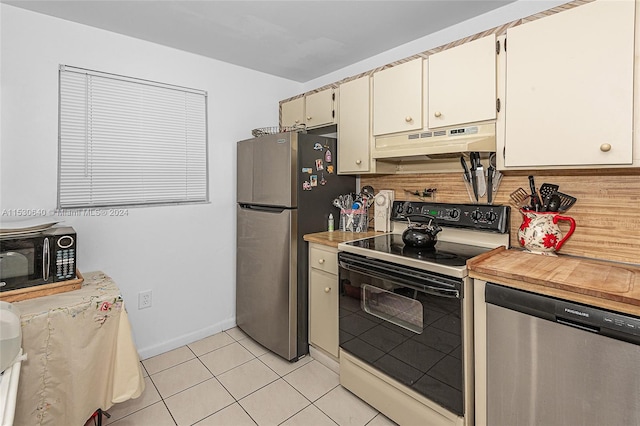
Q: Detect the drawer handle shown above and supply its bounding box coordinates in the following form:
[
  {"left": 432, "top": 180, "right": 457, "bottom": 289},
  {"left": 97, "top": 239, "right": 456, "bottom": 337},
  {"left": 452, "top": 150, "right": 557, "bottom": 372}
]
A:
[
  {"left": 600, "top": 143, "right": 612, "bottom": 152},
  {"left": 356, "top": 160, "right": 362, "bottom": 165},
  {"left": 434, "top": 111, "right": 442, "bottom": 118},
  {"left": 405, "top": 116, "right": 412, "bottom": 122},
  {"left": 324, "top": 287, "right": 331, "bottom": 293},
  {"left": 318, "top": 259, "right": 325, "bottom": 264}
]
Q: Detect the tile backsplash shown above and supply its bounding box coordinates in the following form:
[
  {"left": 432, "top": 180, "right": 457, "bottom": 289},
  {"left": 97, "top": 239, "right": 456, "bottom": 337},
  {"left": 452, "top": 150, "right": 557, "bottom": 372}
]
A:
[{"left": 361, "top": 168, "right": 640, "bottom": 265}]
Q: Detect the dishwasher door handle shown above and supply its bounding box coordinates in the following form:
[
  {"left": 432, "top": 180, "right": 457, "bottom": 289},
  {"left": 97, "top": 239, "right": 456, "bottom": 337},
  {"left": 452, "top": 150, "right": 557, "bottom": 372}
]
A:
[{"left": 556, "top": 317, "right": 600, "bottom": 334}]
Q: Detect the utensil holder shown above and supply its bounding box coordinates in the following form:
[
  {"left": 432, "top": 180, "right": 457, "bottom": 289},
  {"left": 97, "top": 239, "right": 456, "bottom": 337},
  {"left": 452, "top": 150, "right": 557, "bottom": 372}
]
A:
[{"left": 340, "top": 209, "right": 368, "bottom": 232}]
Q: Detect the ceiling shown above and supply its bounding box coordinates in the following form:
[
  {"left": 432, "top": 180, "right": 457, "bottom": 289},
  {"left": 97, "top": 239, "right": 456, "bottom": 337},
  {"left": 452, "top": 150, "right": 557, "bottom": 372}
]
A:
[{"left": 3, "top": 1, "right": 518, "bottom": 82}]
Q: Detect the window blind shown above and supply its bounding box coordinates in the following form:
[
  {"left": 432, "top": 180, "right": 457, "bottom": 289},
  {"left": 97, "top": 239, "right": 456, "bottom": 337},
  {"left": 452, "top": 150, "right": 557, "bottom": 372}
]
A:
[{"left": 58, "top": 65, "right": 208, "bottom": 209}]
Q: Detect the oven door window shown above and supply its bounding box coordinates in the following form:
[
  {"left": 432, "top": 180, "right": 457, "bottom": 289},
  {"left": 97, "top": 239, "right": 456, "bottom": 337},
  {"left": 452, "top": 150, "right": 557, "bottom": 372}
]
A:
[
  {"left": 362, "top": 284, "right": 423, "bottom": 334},
  {"left": 339, "top": 257, "right": 464, "bottom": 416}
]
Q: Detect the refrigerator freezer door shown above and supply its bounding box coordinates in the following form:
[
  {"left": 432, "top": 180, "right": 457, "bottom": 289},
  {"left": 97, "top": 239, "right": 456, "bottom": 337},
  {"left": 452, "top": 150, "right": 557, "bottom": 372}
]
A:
[
  {"left": 236, "top": 204, "right": 298, "bottom": 360},
  {"left": 237, "top": 133, "right": 297, "bottom": 208}
]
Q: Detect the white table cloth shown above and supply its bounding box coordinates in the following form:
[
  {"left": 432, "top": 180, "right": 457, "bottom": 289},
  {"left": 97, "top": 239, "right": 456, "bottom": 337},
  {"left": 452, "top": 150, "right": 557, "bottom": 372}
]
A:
[{"left": 13, "top": 272, "right": 144, "bottom": 425}]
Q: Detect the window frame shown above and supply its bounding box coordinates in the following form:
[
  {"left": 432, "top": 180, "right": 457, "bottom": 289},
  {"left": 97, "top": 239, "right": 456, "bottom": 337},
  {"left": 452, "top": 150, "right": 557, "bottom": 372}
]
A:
[{"left": 57, "top": 65, "right": 209, "bottom": 210}]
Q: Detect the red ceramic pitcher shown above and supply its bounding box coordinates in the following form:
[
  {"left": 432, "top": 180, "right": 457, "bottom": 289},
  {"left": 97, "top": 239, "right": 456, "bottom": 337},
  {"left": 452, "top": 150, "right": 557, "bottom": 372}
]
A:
[{"left": 517, "top": 210, "right": 576, "bottom": 256}]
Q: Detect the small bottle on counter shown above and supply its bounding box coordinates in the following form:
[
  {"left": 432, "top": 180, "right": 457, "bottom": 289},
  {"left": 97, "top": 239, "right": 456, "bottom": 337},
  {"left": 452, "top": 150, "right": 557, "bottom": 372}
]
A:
[{"left": 328, "top": 214, "right": 334, "bottom": 232}]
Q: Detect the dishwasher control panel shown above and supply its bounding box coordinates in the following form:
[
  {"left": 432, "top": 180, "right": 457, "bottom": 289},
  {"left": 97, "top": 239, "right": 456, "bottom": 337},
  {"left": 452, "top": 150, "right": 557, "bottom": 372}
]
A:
[{"left": 558, "top": 301, "right": 640, "bottom": 337}]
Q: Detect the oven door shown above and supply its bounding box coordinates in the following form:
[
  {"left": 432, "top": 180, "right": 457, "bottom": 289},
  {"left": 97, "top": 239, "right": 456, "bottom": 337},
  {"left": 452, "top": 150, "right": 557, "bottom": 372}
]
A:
[{"left": 338, "top": 251, "right": 464, "bottom": 416}]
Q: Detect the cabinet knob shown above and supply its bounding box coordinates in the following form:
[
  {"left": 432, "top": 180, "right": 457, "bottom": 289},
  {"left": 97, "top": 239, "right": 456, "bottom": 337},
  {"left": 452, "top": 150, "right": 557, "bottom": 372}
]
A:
[
  {"left": 434, "top": 111, "right": 442, "bottom": 118},
  {"left": 405, "top": 116, "right": 412, "bottom": 122},
  {"left": 307, "top": 116, "right": 312, "bottom": 121},
  {"left": 324, "top": 287, "right": 331, "bottom": 293},
  {"left": 600, "top": 143, "right": 612, "bottom": 152},
  {"left": 356, "top": 160, "right": 362, "bottom": 165},
  {"left": 294, "top": 119, "right": 299, "bottom": 123},
  {"left": 318, "top": 259, "right": 325, "bottom": 264}
]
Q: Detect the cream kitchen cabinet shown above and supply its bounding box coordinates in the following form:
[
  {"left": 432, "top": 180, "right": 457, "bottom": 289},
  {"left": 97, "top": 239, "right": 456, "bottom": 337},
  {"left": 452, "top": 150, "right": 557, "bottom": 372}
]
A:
[
  {"left": 372, "top": 58, "right": 423, "bottom": 136},
  {"left": 308, "top": 243, "right": 339, "bottom": 358},
  {"left": 502, "top": 0, "right": 635, "bottom": 168},
  {"left": 338, "top": 75, "right": 374, "bottom": 174},
  {"left": 428, "top": 34, "right": 497, "bottom": 129},
  {"left": 281, "top": 96, "right": 305, "bottom": 128},
  {"left": 281, "top": 88, "right": 336, "bottom": 130},
  {"left": 305, "top": 88, "right": 336, "bottom": 129}
]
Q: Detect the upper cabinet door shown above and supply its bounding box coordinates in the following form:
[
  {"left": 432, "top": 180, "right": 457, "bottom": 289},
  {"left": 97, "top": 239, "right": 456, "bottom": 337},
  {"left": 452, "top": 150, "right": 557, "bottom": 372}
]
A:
[
  {"left": 428, "top": 34, "right": 497, "bottom": 129},
  {"left": 338, "top": 76, "right": 371, "bottom": 174},
  {"left": 372, "top": 58, "right": 423, "bottom": 136},
  {"left": 281, "top": 97, "right": 305, "bottom": 128},
  {"left": 305, "top": 89, "right": 336, "bottom": 129},
  {"left": 504, "top": 0, "right": 635, "bottom": 167}
]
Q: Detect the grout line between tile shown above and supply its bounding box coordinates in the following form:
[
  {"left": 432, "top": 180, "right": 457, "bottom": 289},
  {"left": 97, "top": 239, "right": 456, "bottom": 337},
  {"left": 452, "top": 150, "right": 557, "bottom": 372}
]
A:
[{"left": 112, "top": 331, "right": 391, "bottom": 426}]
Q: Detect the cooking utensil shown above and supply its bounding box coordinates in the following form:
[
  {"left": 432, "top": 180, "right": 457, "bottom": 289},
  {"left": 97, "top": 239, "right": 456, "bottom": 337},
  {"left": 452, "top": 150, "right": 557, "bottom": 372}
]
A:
[
  {"left": 460, "top": 156, "right": 475, "bottom": 203},
  {"left": 554, "top": 191, "right": 577, "bottom": 212},
  {"left": 528, "top": 175, "right": 541, "bottom": 211},
  {"left": 487, "top": 153, "right": 496, "bottom": 205},
  {"left": 539, "top": 183, "right": 559, "bottom": 201},
  {"left": 510, "top": 187, "right": 530, "bottom": 209},
  {"left": 403, "top": 188, "right": 436, "bottom": 198},
  {"left": 486, "top": 153, "right": 503, "bottom": 205},
  {"left": 361, "top": 185, "right": 375, "bottom": 198},
  {"left": 492, "top": 170, "right": 503, "bottom": 192},
  {"left": 539, "top": 183, "right": 560, "bottom": 211},
  {"left": 460, "top": 156, "right": 471, "bottom": 183},
  {"left": 469, "top": 153, "right": 479, "bottom": 202},
  {"left": 475, "top": 152, "right": 486, "bottom": 199},
  {"left": 546, "top": 193, "right": 562, "bottom": 212}
]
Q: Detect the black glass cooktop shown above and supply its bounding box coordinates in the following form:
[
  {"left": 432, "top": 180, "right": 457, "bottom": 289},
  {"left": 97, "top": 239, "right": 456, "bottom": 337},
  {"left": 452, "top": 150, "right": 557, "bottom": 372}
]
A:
[{"left": 345, "top": 234, "right": 491, "bottom": 268}]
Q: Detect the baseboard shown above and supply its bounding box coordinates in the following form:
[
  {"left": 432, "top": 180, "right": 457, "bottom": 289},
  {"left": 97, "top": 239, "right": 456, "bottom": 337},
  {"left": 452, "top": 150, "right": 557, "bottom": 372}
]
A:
[
  {"left": 137, "top": 317, "right": 236, "bottom": 360},
  {"left": 309, "top": 345, "right": 339, "bottom": 374}
]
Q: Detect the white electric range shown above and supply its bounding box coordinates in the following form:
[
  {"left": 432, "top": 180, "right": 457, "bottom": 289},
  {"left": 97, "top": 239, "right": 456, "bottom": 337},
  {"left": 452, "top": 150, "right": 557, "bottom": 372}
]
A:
[{"left": 337, "top": 201, "right": 510, "bottom": 426}]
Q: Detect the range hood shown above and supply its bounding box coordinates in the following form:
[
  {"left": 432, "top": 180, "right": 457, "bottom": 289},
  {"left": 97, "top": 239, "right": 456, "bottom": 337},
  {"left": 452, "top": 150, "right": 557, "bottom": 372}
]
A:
[{"left": 373, "top": 122, "right": 495, "bottom": 160}]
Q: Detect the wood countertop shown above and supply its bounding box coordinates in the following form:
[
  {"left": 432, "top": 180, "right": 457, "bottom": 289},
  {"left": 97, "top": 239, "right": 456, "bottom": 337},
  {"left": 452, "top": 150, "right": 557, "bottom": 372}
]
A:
[
  {"left": 304, "top": 230, "right": 383, "bottom": 249},
  {"left": 469, "top": 247, "right": 640, "bottom": 316}
]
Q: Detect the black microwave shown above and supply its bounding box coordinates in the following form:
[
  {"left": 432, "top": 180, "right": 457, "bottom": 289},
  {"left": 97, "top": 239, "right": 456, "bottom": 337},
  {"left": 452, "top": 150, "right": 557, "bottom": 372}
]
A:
[{"left": 0, "top": 226, "right": 77, "bottom": 292}]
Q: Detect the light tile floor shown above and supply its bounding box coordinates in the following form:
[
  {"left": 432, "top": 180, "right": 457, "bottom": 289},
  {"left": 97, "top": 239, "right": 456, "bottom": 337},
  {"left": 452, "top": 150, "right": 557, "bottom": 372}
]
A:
[{"left": 99, "top": 327, "right": 398, "bottom": 426}]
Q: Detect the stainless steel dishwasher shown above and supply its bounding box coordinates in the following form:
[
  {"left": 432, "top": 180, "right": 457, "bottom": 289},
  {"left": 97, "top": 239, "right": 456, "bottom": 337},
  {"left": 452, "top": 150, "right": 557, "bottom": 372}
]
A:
[{"left": 485, "top": 282, "right": 640, "bottom": 426}]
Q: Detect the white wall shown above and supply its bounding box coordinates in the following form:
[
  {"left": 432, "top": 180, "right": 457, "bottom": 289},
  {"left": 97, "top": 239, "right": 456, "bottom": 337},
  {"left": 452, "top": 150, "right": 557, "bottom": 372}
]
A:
[
  {"left": 302, "top": 0, "right": 573, "bottom": 92},
  {"left": 0, "top": 4, "right": 301, "bottom": 359}
]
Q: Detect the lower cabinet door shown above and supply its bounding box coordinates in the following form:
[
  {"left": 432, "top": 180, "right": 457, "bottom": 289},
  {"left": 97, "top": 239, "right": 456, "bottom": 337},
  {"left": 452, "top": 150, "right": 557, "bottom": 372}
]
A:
[{"left": 309, "top": 268, "right": 339, "bottom": 357}]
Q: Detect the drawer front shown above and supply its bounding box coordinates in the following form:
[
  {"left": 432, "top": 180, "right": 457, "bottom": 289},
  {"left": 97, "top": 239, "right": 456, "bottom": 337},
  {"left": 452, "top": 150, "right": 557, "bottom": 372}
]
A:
[{"left": 309, "top": 245, "right": 338, "bottom": 275}]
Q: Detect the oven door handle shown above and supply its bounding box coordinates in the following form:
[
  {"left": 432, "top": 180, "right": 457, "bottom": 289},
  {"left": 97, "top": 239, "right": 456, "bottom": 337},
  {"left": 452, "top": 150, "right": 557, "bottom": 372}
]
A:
[
  {"left": 422, "top": 285, "right": 459, "bottom": 299},
  {"left": 339, "top": 257, "right": 460, "bottom": 299}
]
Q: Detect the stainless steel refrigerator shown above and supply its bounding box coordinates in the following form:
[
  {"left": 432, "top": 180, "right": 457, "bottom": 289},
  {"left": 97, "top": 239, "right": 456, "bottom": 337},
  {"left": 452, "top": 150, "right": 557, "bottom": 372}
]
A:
[{"left": 236, "top": 132, "right": 355, "bottom": 361}]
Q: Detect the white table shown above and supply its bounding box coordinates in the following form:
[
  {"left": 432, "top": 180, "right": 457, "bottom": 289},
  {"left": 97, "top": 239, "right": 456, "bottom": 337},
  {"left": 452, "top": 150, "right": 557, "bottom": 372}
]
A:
[{"left": 12, "top": 272, "right": 144, "bottom": 425}]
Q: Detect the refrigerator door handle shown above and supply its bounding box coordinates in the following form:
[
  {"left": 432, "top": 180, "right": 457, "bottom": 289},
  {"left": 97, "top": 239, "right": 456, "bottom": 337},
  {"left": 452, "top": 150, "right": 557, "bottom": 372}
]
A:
[{"left": 239, "top": 203, "right": 288, "bottom": 213}]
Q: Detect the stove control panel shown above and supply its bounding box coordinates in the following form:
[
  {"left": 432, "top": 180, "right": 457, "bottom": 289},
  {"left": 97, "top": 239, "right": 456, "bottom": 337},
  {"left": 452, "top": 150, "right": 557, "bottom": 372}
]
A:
[{"left": 391, "top": 201, "right": 510, "bottom": 233}]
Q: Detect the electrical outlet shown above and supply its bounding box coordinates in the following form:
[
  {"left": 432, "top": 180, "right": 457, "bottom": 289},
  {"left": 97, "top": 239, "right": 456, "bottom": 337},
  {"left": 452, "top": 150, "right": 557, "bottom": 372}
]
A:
[{"left": 138, "top": 290, "right": 152, "bottom": 309}]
